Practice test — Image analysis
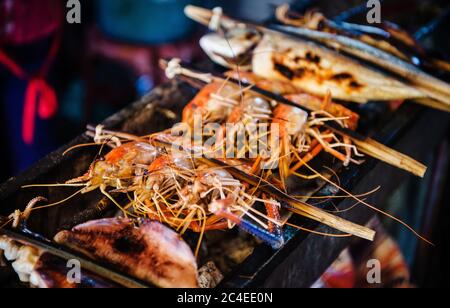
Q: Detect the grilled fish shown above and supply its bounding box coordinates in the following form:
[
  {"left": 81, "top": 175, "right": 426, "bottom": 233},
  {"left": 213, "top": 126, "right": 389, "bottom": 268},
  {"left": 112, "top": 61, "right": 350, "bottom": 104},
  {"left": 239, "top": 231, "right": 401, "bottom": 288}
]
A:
[
  {"left": 189, "top": 5, "right": 450, "bottom": 108},
  {"left": 252, "top": 33, "right": 425, "bottom": 103}
]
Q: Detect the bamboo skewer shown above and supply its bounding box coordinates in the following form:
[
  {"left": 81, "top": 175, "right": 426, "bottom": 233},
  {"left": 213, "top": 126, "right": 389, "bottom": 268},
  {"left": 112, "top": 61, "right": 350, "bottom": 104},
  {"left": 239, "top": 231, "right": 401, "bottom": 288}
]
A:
[
  {"left": 160, "top": 59, "right": 427, "bottom": 178},
  {"left": 351, "top": 138, "right": 426, "bottom": 178},
  {"left": 414, "top": 98, "right": 450, "bottom": 113}
]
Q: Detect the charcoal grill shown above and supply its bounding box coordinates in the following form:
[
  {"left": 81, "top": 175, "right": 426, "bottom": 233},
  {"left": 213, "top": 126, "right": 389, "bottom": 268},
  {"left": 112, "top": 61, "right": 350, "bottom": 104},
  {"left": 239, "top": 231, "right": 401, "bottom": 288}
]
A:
[{"left": 1, "top": 0, "right": 449, "bottom": 288}]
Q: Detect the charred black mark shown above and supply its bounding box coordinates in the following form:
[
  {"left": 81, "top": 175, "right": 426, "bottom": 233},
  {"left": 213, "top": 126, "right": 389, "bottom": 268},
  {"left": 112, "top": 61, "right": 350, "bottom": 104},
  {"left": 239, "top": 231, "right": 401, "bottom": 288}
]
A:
[
  {"left": 349, "top": 81, "right": 363, "bottom": 89},
  {"left": 305, "top": 52, "right": 321, "bottom": 64},
  {"left": 329, "top": 73, "right": 363, "bottom": 90},
  {"left": 274, "top": 62, "right": 295, "bottom": 80},
  {"left": 331, "top": 73, "right": 353, "bottom": 81},
  {"left": 113, "top": 234, "right": 146, "bottom": 255},
  {"left": 293, "top": 53, "right": 321, "bottom": 65},
  {"left": 245, "top": 31, "right": 257, "bottom": 40},
  {"left": 317, "top": 20, "right": 326, "bottom": 31},
  {"left": 294, "top": 67, "right": 306, "bottom": 78}
]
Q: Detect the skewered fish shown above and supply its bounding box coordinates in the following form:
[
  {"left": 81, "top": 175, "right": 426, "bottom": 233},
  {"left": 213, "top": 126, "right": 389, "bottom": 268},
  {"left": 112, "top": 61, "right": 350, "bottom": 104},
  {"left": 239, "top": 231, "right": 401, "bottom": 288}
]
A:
[
  {"left": 252, "top": 33, "right": 425, "bottom": 103},
  {"left": 275, "top": 4, "right": 450, "bottom": 74},
  {"left": 187, "top": 5, "right": 450, "bottom": 109},
  {"left": 200, "top": 29, "right": 429, "bottom": 103}
]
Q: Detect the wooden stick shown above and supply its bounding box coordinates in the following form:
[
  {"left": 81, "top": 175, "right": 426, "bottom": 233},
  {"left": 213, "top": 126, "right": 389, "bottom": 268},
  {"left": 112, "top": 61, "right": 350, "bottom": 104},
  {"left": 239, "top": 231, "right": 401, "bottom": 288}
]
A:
[
  {"left": 351, "top": 138, "right": 427, "bottom": 178},
  {"left": 414, "top": 98, "right": 450, "bottom": 113}
]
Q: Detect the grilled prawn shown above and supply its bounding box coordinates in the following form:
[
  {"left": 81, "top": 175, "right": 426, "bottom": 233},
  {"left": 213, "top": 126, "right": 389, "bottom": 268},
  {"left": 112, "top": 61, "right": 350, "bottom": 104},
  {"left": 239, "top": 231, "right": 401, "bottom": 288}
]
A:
[{"left": 67, "top": 141, "right": 160, "bottom": 193}]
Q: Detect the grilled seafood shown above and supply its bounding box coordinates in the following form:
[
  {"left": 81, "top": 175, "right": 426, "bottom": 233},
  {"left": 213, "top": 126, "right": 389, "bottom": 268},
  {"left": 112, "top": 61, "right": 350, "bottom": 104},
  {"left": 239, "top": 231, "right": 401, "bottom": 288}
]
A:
[
  {"left": 275, "top": 5, "right": 450, "bottom": 74},
  {"left": 0, "top": 236, "right": 40, "bottom": 284},
  {"left": 180, "top": 64, "right": 364, "bottom": 181},
  {"left": 285, "top": 93, "right": 359, "bottom": 130},
  {"left": 0, "top": 5, "right": 438, "bottom": 291},
  {"left": 203, "top": 30, "right": 424, "bottom": 103},
  {"left": 199, "top": 27, "right": 262, "bottom": 70},
  {"left": 272, "top": 97, "right": 363, "bottom": 188},
  {"left": 128, "top": 150, "right": 285, "bottom": 250},
  {"left": 182, "top": 68, "right": 362, "bottom": 172},
  {"left": 182, "top": 81, "right": 238, "bottom": 128},
  {"left": 224, "top": 70, "right": 362, "bottom": 171},
  {"left": 180, "top": 80, "right": 275, "bottom": 162},
  {"left": 187, "top": 5, "right": 450, "bottom": 109},
  {"left": 272, "top": 104, "right": 308, "bottom": 188},
  {"left": 7, "top": 46, "right": 435, "bottom": 288},
  {"left": 54, "top": 218, "right": 199, "bottom": 288},
  {"left": 253, "top": 33, "right": 425, "bottom": 103},
  {"left": 0, "top": 238, "right": 117, "bottom": 288},
  {"left": 67, "top": 141, "right": 160, "bottom": 193},
  {"left": 226, "top": 95, "right": 272, "bottom": 125},
  {"left": 32, "top": 253, "right": 119, "bottom": 288},
  {"left": 224, "top": 70, "right": 299, "bottom": 95}
]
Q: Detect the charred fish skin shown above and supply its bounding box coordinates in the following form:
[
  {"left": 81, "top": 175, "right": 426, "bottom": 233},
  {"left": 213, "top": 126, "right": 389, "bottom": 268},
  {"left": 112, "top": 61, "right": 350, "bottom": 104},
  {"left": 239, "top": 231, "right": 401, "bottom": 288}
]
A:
[
  {"left": 54, "top": 218, "right": 199, "bottom": 288},
  {"left": 270, "top": 23, "right": 450, "bottom": 104},
  {"left": 253, "top": 33, "right": 425, "bottom": 103}
]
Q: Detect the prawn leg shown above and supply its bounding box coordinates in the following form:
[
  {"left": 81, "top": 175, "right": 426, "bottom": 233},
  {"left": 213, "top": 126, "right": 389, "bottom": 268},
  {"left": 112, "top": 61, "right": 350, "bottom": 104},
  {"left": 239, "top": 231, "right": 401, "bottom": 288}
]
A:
[
  {"left": 189, "top": 220, "right": 229, "bottom": 232},
  {"left": 263, "top": 195, "right": 283, "bottom": 240}
]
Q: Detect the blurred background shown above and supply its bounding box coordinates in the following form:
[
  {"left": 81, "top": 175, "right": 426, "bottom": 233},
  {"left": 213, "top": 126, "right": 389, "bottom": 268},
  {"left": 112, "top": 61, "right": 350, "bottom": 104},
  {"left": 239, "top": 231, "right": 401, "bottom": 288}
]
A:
[
  {"left": 0, "top": 0, "right": 302, "bottom": 181},
  {"left": 0, "top": 0, "right": 449, "bottom": 288}
]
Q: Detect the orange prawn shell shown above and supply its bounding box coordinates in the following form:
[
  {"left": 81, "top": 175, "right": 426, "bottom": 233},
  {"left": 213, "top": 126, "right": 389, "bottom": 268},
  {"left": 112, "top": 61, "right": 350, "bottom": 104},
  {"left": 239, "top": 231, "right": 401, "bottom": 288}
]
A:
[
  {"left": 182, "top": 82, "right": 225, "bottom": 126},
  {"left": 148, "top": 155, "right": 172, "bottom": 173},
  {"left": 272, "top": 104, "right": 308, "bottom": 138},
  {"left": 104, "top": 142, "right": 137, "bottom": 164},
  {"left": 88, "top": 142, "right": 159, "bottom": 185}
]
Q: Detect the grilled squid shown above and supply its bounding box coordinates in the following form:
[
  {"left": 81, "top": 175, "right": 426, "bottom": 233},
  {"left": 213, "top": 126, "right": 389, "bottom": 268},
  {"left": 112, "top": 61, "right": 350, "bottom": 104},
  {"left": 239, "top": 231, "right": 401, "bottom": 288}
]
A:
[{"left": 54, "top": 218, "right": 199, "bottom": 288}]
